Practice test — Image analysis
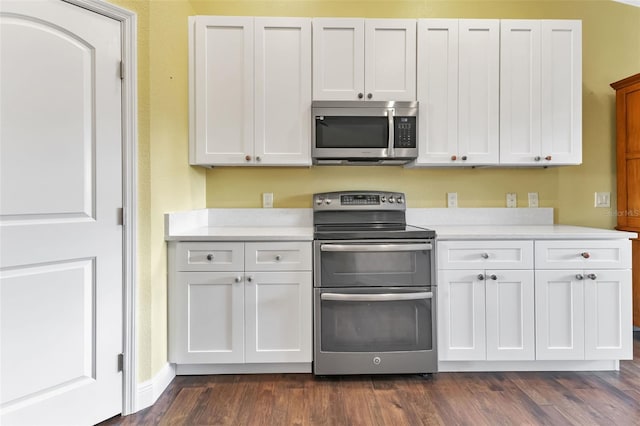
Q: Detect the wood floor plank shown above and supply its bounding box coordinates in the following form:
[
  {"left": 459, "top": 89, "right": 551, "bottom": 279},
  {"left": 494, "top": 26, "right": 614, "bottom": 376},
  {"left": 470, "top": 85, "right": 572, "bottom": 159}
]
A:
[{"left": 100, "top": 333, "right": 640, "bottom": 426}]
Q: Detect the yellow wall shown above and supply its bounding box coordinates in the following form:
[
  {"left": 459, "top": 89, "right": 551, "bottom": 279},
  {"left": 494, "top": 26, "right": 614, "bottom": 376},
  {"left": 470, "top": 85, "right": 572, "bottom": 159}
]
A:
[{"left": 109, "top": 0, "right": 639, "bottom": 383}]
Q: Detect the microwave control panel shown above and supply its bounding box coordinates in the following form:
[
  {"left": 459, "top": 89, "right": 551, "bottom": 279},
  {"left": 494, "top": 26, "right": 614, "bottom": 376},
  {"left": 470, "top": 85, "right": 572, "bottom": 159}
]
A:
[{"left": 394, "top": 116, "right": 417, "bottom": 148}]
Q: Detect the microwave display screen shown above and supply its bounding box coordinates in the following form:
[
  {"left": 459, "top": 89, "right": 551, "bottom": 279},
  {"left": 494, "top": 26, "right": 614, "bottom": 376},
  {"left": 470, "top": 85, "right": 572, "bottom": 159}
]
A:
[{"left": 315, "top": 116, "right": 388, "bottom": 149}]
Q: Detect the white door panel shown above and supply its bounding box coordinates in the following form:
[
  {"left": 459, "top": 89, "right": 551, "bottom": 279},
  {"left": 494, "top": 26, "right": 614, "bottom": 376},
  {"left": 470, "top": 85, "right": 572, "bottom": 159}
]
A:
[{"left": 0, "top": 1, "right": 123, "bottom": 424}]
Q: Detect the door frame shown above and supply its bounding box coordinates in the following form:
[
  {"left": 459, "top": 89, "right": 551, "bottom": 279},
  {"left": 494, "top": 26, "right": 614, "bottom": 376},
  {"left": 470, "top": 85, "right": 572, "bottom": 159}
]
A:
[{"left": 63, "top": 0, "right": 138, "bottom": 415}]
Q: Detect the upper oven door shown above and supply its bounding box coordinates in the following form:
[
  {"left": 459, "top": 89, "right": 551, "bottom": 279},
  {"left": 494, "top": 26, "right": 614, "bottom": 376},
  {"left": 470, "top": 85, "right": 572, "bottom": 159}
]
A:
[{"left": 314, "top": 240, "right": 433, "bottom": 287}]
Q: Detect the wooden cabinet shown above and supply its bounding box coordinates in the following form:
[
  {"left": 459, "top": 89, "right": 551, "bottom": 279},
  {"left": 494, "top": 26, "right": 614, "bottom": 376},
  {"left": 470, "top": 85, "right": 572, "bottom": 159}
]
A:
[
  {"left": 312, "top": 18, "right": 416, "bottom": 101},
  {"left": 500, "top": 20, "right": 582, "bottom": 165},
  {"left": 534, "top": 240, "right": 633, "bottom": 360},
  {"left": 438, "top": 241, "right": 535, "bottom": 361},
  {"left": 416, "top": 19, "right": 499, "bottom": 166},
  {"left": 169, "top": 241, "right": 312, "bottom": 366},
  {"left": 611, "top": 73, "right": 640, "bottom": 327},
  {"left": 189, "top": 16, "right": 311, "bottom": 166}
]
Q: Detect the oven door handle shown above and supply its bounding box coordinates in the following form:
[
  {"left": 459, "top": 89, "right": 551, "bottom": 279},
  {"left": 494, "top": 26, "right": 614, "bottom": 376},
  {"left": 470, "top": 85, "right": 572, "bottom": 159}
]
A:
[
  {"left": 320, "top": 243, "right": 432, "bottom": 252},
  {"left": 321, "top": 292, "right": 433, "bottom": 302}
]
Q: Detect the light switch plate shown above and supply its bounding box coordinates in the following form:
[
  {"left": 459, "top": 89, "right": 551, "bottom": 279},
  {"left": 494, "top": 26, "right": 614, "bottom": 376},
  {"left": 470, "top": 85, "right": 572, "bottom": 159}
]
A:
[
  {"left": 506, "top": 193, "right": 517, "bottom": 208},
  {"left": 594, "top": 192, "right": 610, "bottom": 208},
  {"left": 447, "top": 192, "right": 458, "bottom": 208},
  {"left": 528, "top": 192, "right": 539, "bottom": 208}
]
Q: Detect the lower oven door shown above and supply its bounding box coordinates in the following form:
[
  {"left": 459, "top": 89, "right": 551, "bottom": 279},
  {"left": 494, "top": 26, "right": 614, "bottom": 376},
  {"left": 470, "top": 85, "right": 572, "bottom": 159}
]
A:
[{"left": 314, "top": 286, "right": 437, "bottom": 375}]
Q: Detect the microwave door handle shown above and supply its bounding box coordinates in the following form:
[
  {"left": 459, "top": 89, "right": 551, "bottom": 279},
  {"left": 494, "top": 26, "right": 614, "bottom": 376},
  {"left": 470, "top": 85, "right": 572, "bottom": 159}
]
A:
[
  {"left": 321, "top": 292, "right": 433, "bottom": 302},
  {"left": 387, "top": 108, "right": 395, "bottom": 157},
  {"left": 320, "top": 243, "right": 432, "bottom": 252}
]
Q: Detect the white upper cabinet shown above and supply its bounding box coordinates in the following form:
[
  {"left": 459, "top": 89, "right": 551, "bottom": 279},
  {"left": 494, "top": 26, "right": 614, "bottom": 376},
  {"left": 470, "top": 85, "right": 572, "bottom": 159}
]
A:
[
  {"left": 189, "top": 16, "right": 311, "bottom": 166},
  {"left": 500, "top": 20, "right": 582, "bottom": 165},
  {"left": 313, "top": 18, "right": 416, "bottom": 101},
  {"left": 415, "top": 19, "right": 499, "bottom": 166}
]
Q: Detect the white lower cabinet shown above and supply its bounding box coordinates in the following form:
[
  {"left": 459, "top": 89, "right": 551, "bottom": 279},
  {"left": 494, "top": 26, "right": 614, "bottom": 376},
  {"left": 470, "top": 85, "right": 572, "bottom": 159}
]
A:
[
  {"left": 169, "top": 241, "right": 312, "bottom": 367},
  {"left": 439, "top": 269, "right": 534, "bottom": 361},
  {"left": 438, "top": 238, "right": 633, "bottom": 367}
]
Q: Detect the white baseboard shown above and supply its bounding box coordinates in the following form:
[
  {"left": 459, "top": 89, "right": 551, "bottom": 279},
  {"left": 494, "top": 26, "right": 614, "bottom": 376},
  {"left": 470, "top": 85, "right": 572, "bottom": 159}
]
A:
[{"left": 135, "top": 363, "right": 175, "bottom": 413}]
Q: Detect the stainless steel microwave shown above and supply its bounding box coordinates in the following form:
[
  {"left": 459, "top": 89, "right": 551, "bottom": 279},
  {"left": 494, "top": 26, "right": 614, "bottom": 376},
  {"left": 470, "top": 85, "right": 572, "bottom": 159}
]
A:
[{"left": 311, "top": 101, "right": 418, "bottom": 165}]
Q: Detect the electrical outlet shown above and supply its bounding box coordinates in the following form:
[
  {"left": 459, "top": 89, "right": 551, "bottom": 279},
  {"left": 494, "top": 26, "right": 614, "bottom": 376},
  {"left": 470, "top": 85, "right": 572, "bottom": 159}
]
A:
[
  {"left": 506, "top": 193, "right": 517, "bottom": 208},
  {"left": 528, "top": 192, "right": 539, "bottom": 208},
  {"left": 594, "top": 192, "right": 610, "bottom": 208},
  {"left": 447, "top": 192, "right": 458, "bottom": 208},
  {"left": 262, "top": 192, "right": 273, "bottom": 208}
]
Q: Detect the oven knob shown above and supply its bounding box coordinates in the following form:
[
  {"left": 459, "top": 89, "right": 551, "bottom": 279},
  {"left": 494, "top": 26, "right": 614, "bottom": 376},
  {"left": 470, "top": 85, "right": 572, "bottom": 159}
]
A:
[
  {"left": 373, "top": 356, "right": 381, "bottom": 365},
  {"left": 397, "top": 197, "right": 404, "bottom": 204},
  {"left": 315, "top": 197, "right": 323, "bottom": 205},
  {"left": 381, "top": 196, "right": 386, "bottom": 202},
  {"left": 388, "top": 196, "right": 395, "bottom": 203},
  {"left": 325, "top": 199, "right": 332, "bottom": 205}
]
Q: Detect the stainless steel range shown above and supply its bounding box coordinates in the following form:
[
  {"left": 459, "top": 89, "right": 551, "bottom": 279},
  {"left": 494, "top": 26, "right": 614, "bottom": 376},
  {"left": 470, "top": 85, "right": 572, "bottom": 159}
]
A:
[{"left": 313, "top": 190, "right": 437, "bottom": 375}]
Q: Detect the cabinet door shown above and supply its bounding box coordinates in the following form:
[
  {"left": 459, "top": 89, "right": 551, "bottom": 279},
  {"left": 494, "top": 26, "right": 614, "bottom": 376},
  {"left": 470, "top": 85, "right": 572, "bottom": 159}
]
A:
[
  {"left": 535, "top": 270, "right": 585, "bottom": 360},
  {"left": 170, "top": 272, "right": 244, "bottom": 364},
  {"left": 499, "top": 20, "right": 542, "bottom": 165},
  {"left": 438, "top": 270, "right": 486, "bottom": 361},
  {"left": 254, "top": 18, "right": 311, "bottom": 165},
  {"left": 364, "top": 19, "right": 416, "bottom": 101},
  {"left": 190, "top": 16, "right": 254, "bottom": 165},
  {"left": 312, "top": 18, "right": 365, "bottom": 100},
  {"left": 584, "top": 269, "right": 633, "bottom": 360},
  {"left": 245, "top": 271, "right": 312, "bottom": 363},
  {"left": 485, "top": 270, "right": 535, "bottom": 360},
  {"left": 416, "top": 19, "right": 459, "bottom": 165},
  {"left": 458, "top": 19, "right": 499, "bottom": 165},
  {"left": 540, "top": 20, "right": 582, "bottom": 165}
]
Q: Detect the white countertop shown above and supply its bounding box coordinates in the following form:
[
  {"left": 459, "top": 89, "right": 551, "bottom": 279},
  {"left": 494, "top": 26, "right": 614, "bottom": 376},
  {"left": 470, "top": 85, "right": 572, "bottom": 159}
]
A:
[{"left": 165, "top": 208, "right": 637, "bottom": 241}]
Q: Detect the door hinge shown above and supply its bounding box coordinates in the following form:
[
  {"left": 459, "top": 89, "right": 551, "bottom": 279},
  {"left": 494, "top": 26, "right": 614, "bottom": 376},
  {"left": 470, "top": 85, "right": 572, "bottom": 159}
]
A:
[
  {"left": 117, "top": 353, "right": 124, "bottom": 372},
  {"left": 119, "top": 60, "right": 125, "bottom": 80}
]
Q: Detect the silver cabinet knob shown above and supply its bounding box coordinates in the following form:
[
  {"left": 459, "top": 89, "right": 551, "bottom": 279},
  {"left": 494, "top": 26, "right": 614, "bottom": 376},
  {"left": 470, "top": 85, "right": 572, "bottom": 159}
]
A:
[
  {"left": 481, "top": 253, "right": 489, "bottom": 259},
  {"left": 367, "top": 93, "right": 373, "bottom": 99},
  {"left": 256, "top": 156, "right": 261, "bottom": 162},
  {"left": 581, "top": 252, "right": 590, "bottom": 259},
  {"left": 461, "top": 155, "right": 468, "bottom": 161},
  {"left": 247, "top": 276, "right": 253, "bottom": 282},
  {"left": 275, "top": 255, "right": 282, "bottom": 261},
  {"left": 534, "top": 156, "right": 541, "bottom": 161},
  {"left": 358, "top": 93, "right": 364, "bottom": 99},
  {"left": 587, "top": 273, "right": 598, "bottom": 280},
  {"left": 575, "top": 274, "right": 584, "bottom": 280},
  {"left": 477, "top": 274, "right": 485, "bottom": 280},
  {"left": 488, "top": 274, "right": 497, "bottom": 281},
  {"left": 235, "top": 276, "right": 242, "bottom": 283},
  {"left": 206, "top": 254, "right": 214, "bottom": 261}
]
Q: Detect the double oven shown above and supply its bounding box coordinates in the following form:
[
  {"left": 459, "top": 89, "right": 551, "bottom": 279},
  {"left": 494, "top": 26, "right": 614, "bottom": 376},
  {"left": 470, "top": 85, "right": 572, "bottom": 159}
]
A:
[{"left": 313, "top": 191, "right": 437, "bottom": 375}]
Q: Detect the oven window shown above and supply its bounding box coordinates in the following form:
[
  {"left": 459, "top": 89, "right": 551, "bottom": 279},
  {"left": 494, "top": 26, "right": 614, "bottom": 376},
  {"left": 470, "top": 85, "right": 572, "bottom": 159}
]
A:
[
  {"left": 319, "top": 291, "right": 433, "bottom": 352},
  {"left": 319, "top": 245, "right": 431, "bottom": 287},
  {"left": 315, "top": 116, "right": 389, "bottom": 148}
]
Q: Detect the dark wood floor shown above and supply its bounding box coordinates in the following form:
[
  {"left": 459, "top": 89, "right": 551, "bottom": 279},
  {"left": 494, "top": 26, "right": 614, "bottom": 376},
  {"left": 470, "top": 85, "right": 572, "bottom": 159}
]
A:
[{"left": 102, "top": 332, "right": 640, "bottom": 425}]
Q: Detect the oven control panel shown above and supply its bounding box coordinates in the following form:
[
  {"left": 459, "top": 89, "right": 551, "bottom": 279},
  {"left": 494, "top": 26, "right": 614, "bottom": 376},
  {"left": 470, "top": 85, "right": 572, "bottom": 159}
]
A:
[{"left": 313, "top": 191, "right": 405, "bottom": 211}]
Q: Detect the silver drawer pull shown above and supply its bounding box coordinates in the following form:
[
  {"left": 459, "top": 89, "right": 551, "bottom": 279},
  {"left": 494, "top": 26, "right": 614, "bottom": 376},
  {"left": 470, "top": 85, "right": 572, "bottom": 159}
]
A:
[
  {"left": 581, "top": 252, "right": 590, "bottom": 259},
  {"left": 321, "top": 292, "right": 432, "bottom": 302},
  {"left": 481, "top": 253, "right": 489, "bottom": 259},
  {"left": 234, "top": 276, "right": 242, "bottom": 283},
  {"left": 587, "top": 273, "right": 598, "bottom": 280},
  {"left": 275, "top": 255, "right": 282, "bottom": 261},
  {"left": 576, "top": 274, "right": 584, "bottom": 280},
  {"left": 206, "top": 254, "right": 214, "bottom": 261},
  {"left": 320, "top": 243, "right": 432, "bottom": 253}
]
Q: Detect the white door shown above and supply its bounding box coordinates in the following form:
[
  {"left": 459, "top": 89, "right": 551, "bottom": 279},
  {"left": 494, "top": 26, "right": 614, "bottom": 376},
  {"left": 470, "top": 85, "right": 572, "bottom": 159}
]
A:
[
  {"left": 191, "top": 16, "right": 254, "bottom": 165},
  {"left": 254, "top": 18, "right": 311, "bottom": 166},
  {"left": 364, "top": 19, "right": 416, "bottom": 101},
  {"left": 485, "top": 270, "right": 535, "bottom": 361},
  {"left": 245, "top": 271, "right": 312, "bottom": 363},
  {"left": 535, "top": 270, "right": 585, "bottom": 360},
  {"left": 312, "top": 18, "right": 365, "bottom": 101},
  {"left": 438, "top": 270, "right": 486, "bottom": 361},
  {"left": 0, "top": 1, "right": 123, "bottom": 424},
  {"left": 458, "top": 19, "right": 499, "bottom": 165},
  {"left": 416, "top": 19, "right": 459, "bottom": 165}
]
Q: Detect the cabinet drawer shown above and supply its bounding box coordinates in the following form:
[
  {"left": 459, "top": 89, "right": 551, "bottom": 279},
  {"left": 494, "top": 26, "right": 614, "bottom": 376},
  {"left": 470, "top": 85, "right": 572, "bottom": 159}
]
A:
[
  {"left": 535, "top": 240, "right": 632, "bottom": 270},
  {"left": 245, "top": 242, "right": 312, "bottom": 271},
  {"left": 437, "top": 240, "right": 533, "bottom": 270},
  {"left": 176, "top": 242, "right": 244, "bottom": 271}
]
